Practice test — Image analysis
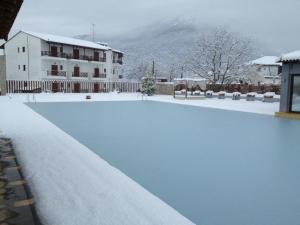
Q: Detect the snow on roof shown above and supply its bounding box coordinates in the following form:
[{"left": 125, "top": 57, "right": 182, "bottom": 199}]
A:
[
  {"left": 21, "top": 30, "right": 110, "bottom": 51},
  {"left": 278, "top": 50, "right": 300, "bottom": 63},
  {"left": 250, "top": 56, "right": 281, "bottom": 66}
]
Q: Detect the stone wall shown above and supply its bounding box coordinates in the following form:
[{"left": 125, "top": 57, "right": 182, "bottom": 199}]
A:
[
  {"left": 155, "top": 82, "right": 281, "bottom": 96},
  {"left": 206, "top": 84, "right": 280, "bottom": 94},
  {"left": 155, "top": 82, "right": 174, "bottom": 95}
]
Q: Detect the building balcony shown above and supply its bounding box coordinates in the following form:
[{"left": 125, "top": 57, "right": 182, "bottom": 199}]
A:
[
  {"left": 41, "top": 51, "right": 106, "bottom": 63},
  {"left": 93, "top": 73, "right": 107, "bottom": 78},
  {"left": 113, "top": 59, "right": 123, "bottom": 65},
  {"left": 47, "top": 70, "right": 67, "bottom": 77},
  {"left": 72, "top": 72, "right": 89, "bottom": 78}
]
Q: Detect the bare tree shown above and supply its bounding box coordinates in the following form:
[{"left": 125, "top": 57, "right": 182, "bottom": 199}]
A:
[
  {"left": 127, "top": 62, "right": 150, "bottom": 80},
  {"left": 188, "top": 27, "right": 255, "bottom": 88}
]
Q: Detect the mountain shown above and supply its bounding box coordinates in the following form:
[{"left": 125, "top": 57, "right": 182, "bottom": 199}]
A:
[
  {"left": 75, "top": 18, "right": 275, "bottom": 79},
  {"left": 74, "top": 19, "right": 211, "bottom": 78}
]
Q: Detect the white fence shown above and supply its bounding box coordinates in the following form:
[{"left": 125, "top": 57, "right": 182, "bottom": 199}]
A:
[{"left": 6, "top": 80, "right": 142, "bottom": 94}]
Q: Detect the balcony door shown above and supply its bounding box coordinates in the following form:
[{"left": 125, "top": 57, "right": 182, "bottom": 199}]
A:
[
  {"left": 291, "top": 75, "right": 300, "bottom": 113},
  {"left": 94, "top": 83, "right": 99, "bottom": 93},
  {"left": 94, "top": 68, "right": 100, "bottom": 77},
  {"left": 74, "top": 83, "right": 81, "bottom": 93},
  {"left": 94, "top": 52, "right": 99, "bottom": 61},
  {"left": 51, "top": 65, "right": 58, "bottom": 76},
  {"left": 51, "top": 46, "right": 58, "bottom": 57},
  {"left": 52, "top": 82, "right": 60, "bottom": 93},
  {"left": 74, "top": 66, "right": 80, "bottom": 77},
  {"left": 73, "top": 49, "right": 80, "bottom": 59}
]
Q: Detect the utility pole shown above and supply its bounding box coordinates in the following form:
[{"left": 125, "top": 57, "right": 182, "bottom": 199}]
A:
[
  {"left": 152, "top": 60, "right": 156, "bottom": 82},
  {"left": 92, "top": 24, "right": 95, "bottom": 42},
  {"left": 181, "top": 66, "right": 184, "bottom": 79}
]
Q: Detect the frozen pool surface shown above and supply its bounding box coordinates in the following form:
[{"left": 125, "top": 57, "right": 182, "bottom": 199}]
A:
[{"left": 28, "top": 101, "right": 300, "bottom": 225}]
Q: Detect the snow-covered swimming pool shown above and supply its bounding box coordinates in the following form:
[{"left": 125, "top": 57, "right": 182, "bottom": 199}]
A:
[{"left": 28, "top": 101, "right": 300, "bottom": 225}]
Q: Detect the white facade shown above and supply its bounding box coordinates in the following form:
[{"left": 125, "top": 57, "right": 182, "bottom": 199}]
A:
[
  {"left": 0, "top": 55, "right": 6, "bottom": 95},
  {"left": 3, "top": 31, "right": 124, "bottom": 82},
  {"left": 248, "top": 56, "right": 282, "bottom": 85}
]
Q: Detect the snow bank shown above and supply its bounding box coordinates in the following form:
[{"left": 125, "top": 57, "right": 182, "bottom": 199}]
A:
[{"left": 0, "top": 97, "right": 194, "bottom": 225}]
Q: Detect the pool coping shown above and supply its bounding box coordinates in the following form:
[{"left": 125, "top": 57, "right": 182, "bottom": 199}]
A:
[{"left": 275, "top": 112, "right": 300, "bottom": 120}]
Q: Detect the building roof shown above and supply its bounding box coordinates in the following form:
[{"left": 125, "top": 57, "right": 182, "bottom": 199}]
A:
[
  {"left": 174, "top": 78, "right": 207, "bottom": 82},
  {"left": 278, "top": 50, "right": 300, "bottom": 63},
  {"left": 250, "top": 56, "right": 282, "bottom": 66},
  {"left": 20, "top": 30, "right": 111, "bottom": 51},
  {"left": 0, "top": 0, "right": 23, "bottom": 41}
]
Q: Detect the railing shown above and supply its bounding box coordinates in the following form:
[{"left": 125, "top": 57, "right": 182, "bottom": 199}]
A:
[
  {"left": 113, "top": 59, "right": 123, "bottom": 64},
  {"left": 72, "top": 72, "right": 89, "bottom": 78},
  {"left": 41, "top": 51, "right": 107, "bottom": 62},
  {"left": 47, "top": 71, "right": 67, "bottom": 77},
  {"left": 93, "top": 73, "right": 106, "bottom": 78},
  {"left": 6, "top": 80, "right": 142, "bottom": 94}
]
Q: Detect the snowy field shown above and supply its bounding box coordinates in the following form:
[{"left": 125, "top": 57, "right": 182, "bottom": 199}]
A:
[{"left": 0, "top": 93, "right": 280, "bottom": 225}]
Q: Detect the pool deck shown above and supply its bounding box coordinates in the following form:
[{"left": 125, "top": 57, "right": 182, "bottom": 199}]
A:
[
  {"left": 2, "top": 93, "right": 280, "bottom": 115},
  {"left": 275, "top": 112, "right": 300, "bottom": 120}
]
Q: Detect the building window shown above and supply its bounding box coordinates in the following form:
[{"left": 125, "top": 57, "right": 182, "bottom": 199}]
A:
[
  {"left": 23, "top": 65, "right": 26, "bottom": 71},
  {"left": 113, "top": 69, "right": 115, "bottom": 74},
  {"left": 18, "top": 47, "right": 20, "bottom": 53},
  {"left": 278, "top": 66, "right": 282, "bottom": 75},
  {"left": 22, "top": 47, "right": 26, "bottom": 52},
  {"left": 104, "top": 68, "right": 106, "bottom": 73},
  {"left": 60, "top": 65, "right": 63, "bottom": 70},
  {"left": 18, "top": 65, "right": 20, "bottom": 70}
]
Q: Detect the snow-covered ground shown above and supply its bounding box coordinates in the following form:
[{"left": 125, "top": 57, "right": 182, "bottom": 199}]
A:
[{"left": 0, "top": 93, "right": 279, "bottom": 225}]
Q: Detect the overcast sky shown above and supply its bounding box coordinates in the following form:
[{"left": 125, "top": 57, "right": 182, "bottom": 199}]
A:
[{"left": 10, "top": 0, "right": 300, "bottom": 54}]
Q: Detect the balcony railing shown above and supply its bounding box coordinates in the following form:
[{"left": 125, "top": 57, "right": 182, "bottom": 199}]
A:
[
  {"left": 72, "top": 72, "right": 89, "bottom": 78},
  {"left": 47, "top": 71, "right": 67, "bottom": 77},
  {"left": 93, "top": 73, "right": 107, "bottom": 78},
  {"left": 113, "top": 59, "right": 123, "bottom": 65},
  {"left": 42, "top": 51, "right": 106, "bottom": 62}
]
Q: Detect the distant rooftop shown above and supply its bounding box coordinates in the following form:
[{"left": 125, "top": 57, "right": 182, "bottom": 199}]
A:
[
  {"left": 250, "top": 56, "right": 282, "bottom": 66},
  {"left": 278, "top": 50, "right": 300, "bottom": 63}
]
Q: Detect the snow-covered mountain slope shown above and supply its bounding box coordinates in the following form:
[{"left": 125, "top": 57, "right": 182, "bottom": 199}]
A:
[
  {"left": 76, "top": 19, "right": 211, "bottom": 77},
  {"left": 76, "top": 19, "right": 276, "bottom": 79}
]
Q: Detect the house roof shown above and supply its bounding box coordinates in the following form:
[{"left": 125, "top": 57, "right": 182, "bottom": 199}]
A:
[
  {"left": 278, "top": 50, "right": 300, "bottom": 63},
  {"left": 250, "top": 56, "right": 282, "bottom": 66},
  {"left": 0, "top": 0, "right": 23, "bottom": 41},
  {"left": 174, "top": 78, "right": 207, "bottom": 82}
]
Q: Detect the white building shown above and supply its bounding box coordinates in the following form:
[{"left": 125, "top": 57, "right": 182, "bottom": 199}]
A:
[
  {"left": 2, "top": 31, "right": 124, "bottom": 82},
  {"left": 248, "top": 56, "right": 282, "bottom": 85}
]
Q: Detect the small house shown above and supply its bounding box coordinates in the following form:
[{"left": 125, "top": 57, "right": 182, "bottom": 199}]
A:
[
  {"left": 248, "top": 56, "right": 282, "bottom": 85},
  {"left": 277, "top": 50, "right": 300, "bottom": 115}
]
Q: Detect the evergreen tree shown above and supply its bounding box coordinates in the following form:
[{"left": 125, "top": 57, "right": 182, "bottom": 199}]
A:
[{"left": 141, "top": 76, "right": 156, "bottom": 96}]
